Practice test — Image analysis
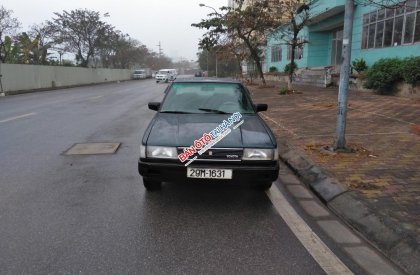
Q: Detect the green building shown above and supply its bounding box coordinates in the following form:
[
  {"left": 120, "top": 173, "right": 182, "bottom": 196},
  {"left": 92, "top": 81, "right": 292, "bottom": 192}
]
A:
[{"left": 266, "top": 0, "right": 420, "bottom": 72}]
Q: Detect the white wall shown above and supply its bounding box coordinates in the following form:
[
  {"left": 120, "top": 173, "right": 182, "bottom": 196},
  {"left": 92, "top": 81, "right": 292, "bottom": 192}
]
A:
[{"left": 0, "top": 63, "right": 132, "bottom": 93}]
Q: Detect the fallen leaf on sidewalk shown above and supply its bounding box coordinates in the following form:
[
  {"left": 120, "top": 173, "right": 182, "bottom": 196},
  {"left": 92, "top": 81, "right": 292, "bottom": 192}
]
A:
[
  {"left": 303, "top": 143, "right": 375, "bottom": 159},
  {"left": 410, "top": 124, "right": 420, "bottom": 135},
  {"left": 349, "top": 180, "right": 385, "bottom": 191},
  {"left": 312, "top": 102, "right": 335, "bottom": 108}
]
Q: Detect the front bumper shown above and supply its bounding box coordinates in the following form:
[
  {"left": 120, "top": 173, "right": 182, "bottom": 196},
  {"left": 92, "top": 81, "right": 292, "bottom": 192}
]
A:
[{"left": 138, "top": 159, "right": 279, "bottom": 184}]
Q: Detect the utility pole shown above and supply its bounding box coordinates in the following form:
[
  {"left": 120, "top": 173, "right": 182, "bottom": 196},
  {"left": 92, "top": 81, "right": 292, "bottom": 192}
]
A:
[
  {"left": 156, "top": 41, "right": 163, "bottom": 57},
  {"left": 334, "top": 0, "right": 354, "bottom": 150}
]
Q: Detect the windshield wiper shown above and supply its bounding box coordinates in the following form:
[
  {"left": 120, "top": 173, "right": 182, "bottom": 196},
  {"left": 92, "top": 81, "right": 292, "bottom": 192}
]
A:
[
  {"left": 198, "top": 108, "right": 230, "bottom": 114},
  {"left": 160, "top": 111, "right": 194, "bottom": 114}
]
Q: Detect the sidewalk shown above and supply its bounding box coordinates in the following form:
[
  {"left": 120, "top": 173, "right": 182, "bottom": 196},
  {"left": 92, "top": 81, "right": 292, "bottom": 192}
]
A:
[{"left": 248, "top": 84, "right": 420, "bottom": 274}]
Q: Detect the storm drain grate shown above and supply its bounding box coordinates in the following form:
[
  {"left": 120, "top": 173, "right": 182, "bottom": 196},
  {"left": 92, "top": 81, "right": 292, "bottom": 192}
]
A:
[{"left": 65, "top": 143, "right": 120, "bottom": 155}]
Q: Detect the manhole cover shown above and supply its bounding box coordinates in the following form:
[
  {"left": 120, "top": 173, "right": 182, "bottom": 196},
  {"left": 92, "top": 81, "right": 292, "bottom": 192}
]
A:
[{"left": 65, "top": 143, "right": 120, "bottom": 155}]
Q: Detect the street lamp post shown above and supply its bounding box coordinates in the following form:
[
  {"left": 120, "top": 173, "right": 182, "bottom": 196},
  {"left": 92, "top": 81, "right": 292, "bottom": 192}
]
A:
[
  {"left": 199, "top": 3, "right": 218, "bottom": 14},
  {"left": 199, "top": 3, "right": 223, "bottom": 78}
]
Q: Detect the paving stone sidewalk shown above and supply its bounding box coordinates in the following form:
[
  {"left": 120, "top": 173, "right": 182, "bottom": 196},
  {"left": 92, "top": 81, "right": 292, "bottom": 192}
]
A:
[{"left": 248, "top": 84, "right": 420, "bottom": 273}]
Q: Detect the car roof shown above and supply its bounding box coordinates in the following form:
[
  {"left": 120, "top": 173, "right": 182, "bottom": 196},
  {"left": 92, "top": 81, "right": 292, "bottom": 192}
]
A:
[{"left": 172, "top": 78, "right": 242, "bottom": 84}]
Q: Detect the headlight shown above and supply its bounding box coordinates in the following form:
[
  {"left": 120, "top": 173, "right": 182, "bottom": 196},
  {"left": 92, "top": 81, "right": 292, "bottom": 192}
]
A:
[
  {"left": 146, "top": 146, "right": 177, "bottom": 159},
  {"left": 140, "top": 144, "right": 146, "bottom": 158},
  {"left": 242, "top": 148, "right": 277, "bottom": 160}
]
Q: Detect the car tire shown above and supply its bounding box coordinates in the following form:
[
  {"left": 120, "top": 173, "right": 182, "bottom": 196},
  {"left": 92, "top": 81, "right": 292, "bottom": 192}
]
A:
[
  {"left": 156, "top": 80, "right": 159, "bottom": 83},
  {"left": 143, "top": 179, "right": 162, "bottom": 191},
  {"left": 256, "top": 182, "right": 272, "bottom": 191}
]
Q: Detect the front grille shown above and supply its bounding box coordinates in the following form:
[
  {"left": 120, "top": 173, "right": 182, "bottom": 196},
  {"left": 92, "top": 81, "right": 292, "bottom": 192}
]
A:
[{"left": 178, "top": 147, "right": 243, "bottom": 161}]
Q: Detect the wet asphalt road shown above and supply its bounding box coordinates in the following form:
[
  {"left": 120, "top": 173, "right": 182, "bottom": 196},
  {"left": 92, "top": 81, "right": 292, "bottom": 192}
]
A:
[{"left": 0, "top": 78, "right": 362, "bottom": 274}]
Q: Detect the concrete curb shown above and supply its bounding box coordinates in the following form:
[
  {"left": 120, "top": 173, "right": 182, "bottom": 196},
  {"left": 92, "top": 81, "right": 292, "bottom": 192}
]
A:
[
  {"left": 0, "top": 80, "right": 130, "bottom": 97},
  {"left": 279, "top": 141, "right": 420, "bottom": 274},
  {"left": 279, "top": 141, "right": 348, "bottom": 202}
]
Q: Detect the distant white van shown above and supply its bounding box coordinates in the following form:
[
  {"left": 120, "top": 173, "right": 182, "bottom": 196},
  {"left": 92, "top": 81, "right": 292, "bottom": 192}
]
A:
[
  {"left": 132, "top": 68, "right": 152, "bottom": 79},
  {"left": 132, "top": 69, "right": 146, "bottom": 79},
  {"left": 155, "top": 69, "right": 177, "bottom": 83}
]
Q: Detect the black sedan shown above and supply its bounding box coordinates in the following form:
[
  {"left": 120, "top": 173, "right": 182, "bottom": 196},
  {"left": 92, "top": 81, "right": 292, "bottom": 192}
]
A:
[{"left": 138, "top": 79, "right": 279, "bottom": 191}]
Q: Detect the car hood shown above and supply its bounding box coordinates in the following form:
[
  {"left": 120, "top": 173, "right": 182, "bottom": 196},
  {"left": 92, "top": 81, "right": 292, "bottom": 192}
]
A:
[{"left": 145, "top": 113, "right": 275, "bottom": 148}]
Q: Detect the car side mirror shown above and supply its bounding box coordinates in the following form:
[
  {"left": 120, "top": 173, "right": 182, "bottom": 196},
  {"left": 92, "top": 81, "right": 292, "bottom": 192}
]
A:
[
  {"left": 148, "top": 102, "right": 161, "bottom": 111},
  {"left": 255, "top": 104, "right": 268, "bottom": 112}
]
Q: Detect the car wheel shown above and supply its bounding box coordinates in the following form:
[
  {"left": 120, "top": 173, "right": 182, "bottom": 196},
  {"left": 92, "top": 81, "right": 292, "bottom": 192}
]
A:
[
  {"left": 156, "top": 80, "right": 159, "bottom": 83},
  {"left": 143, "top": 179, "right": 162, "bottom": 191},
  {"left": 256, "top": 182, "right": 272, "bottom": 191}
]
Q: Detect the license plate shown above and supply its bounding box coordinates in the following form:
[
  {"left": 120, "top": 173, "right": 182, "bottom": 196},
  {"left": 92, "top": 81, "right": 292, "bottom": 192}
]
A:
[{"left": 187, "top": 168, "right": 232, "bottom": 179}]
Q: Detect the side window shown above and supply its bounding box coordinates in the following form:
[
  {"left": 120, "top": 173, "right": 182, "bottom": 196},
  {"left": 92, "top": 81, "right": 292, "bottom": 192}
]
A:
[
  {"left": 271, "top": 44, "right": 282, "bottom": 62},
  {"left": 361, "top": 1, "right": 420, "bottom": 49}
]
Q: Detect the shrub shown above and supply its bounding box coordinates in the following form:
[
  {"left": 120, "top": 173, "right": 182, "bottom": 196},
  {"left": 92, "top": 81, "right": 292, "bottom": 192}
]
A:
[
  {"left": 363, "top": 58, "right": 403, "bottom": 93},
  {"left": 278, "top": 86, "right": 289, "bottom": 95},
  {"left": 269, "top": 66, "right": 278, "bottom": 72},
  {"left": 284, "top": 62, "right": 297, "bottom": 74},
  {"left": 61, "top": 59, "right": 75, "bottom": 67},
  {"left": 401, "top": 56, "right": 420, "bottom": 85},
  {"left": 351, "top": 58, "right": 367, "bottom": 73}
]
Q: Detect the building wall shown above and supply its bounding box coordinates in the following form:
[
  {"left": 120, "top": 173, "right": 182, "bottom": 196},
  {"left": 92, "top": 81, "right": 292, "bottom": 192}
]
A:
[
  {"left": 267, "top": 29, "right": 308, "bottom": 72},
  {"left": 266, "top": 0, "right": 420, "bottom": 71},
  {"left": 266, "top": 2, "right": 346, "bottom": 71},
  {"left": 351, "top": 3, "right": 420, "bottom": 66},
  {"left": 311, "top": 0, "right": 345, "bottom": 15},
  {"left": 0, "top": 64, "right": 132, "bottom": 93}
]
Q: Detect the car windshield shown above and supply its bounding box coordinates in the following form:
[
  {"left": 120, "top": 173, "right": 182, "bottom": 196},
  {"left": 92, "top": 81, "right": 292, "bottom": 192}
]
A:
[
  {"left": 160, "top": 82, "right": 255, "bottom": 114},
  {"left": 134, "top": 70, "right": 144, "bottom": 74},
  {"left": 158, "top": 70, "right": 169, "bottom": 74}
]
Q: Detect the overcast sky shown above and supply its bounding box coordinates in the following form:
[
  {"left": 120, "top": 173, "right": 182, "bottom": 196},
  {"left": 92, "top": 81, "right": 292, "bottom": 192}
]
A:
[{"left": 1, "top": 0, "right": 227, "bottom": 61}]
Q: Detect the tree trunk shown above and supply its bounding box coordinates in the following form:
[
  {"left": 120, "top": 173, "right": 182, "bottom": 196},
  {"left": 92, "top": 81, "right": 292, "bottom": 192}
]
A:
[
  {"left": 288, "top": 41, "right": 296, "bottom": 90},
  {"left": 240, "top": 33, "right": 266, "bottom": 86},
  {"left": 254, "top": 57, "right": 266, "bottom": 86},
  {"left": 235, "top": 56, "right": 243, "bottom": 77}
]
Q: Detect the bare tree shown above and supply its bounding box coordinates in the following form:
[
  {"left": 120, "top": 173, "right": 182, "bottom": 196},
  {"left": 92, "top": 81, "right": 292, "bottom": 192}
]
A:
[
  {"left": 47, "top": 9, "right": 116, "bottom": 67},
  {"left": 0, "top": 5, "right": 21, "bottom": 62},
  {"left": 192, "top": 0, "right": 283, "bottom": 85},
  {"left": 105, "top": 36, "right": 151, "bottom": 69},
  {"left": 145, "top": 52, "right": 173, "bottom": 70},
  {"left": 29, "top": 23, "right": 58, "bottom": 64},
  {"left": 219, "top": 36, "right": 248, "bottom": 77},
  {"left": 270, "top": 0, "right": 319, "bottom": 89},
  {"left": 1, "top": 6, "right": 173, "bottom": 69}
]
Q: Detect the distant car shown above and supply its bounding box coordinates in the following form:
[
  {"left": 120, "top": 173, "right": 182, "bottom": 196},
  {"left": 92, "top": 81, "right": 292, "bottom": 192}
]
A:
[
  {"left": 132, "top": 70, "right": 146, "bottom": 79},
  {"left": 194, "top": 71, "right": 203, "bottom": 77},
  {"left": 138, "top": 78, "right": 279, "bottom": 191},
  {"left": 155, "top": 69, "right": 177, "bottom": 83},
  {"left": 132, "top": 68, "right": 152, "bottom": 79}
]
